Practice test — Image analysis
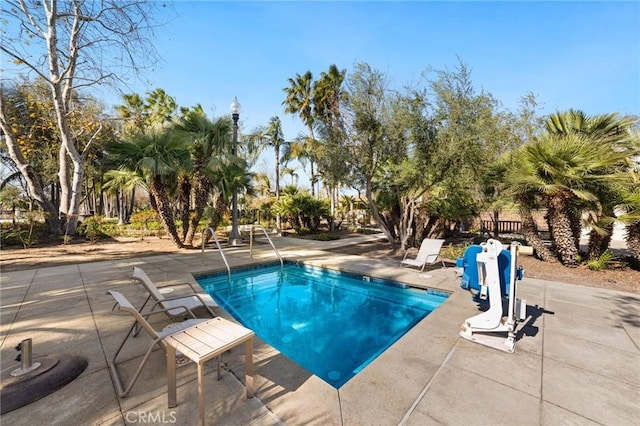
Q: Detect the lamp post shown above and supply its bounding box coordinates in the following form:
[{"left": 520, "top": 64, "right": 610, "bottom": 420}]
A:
[{"left": 229, "top": 97, "right": 242, "bottom": 246}]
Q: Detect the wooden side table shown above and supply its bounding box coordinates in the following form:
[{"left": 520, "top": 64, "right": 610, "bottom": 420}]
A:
[{"left": 165, "top": 317, "right": 255, "bottom": 426}]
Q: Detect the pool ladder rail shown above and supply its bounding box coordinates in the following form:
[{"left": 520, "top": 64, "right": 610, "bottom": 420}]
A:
[
  {"left": 249, "top": 225, "right": 283, "bottom": 270},
  {"left": 201, "top": 226, "right": 284, "bottom": 280},
  {"left": 201, "top": 227, "right": 231, "bottom": 281}
]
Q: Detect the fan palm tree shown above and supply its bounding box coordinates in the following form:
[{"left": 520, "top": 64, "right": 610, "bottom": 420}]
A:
[
  {"left": 544, "top": 110, "right": 638, "bottom": 258},
  {"left": 616, "top": 174, "right": 640, "bottom": 263},
  {"left": 505, "top": 131, "right": 633, "bottom": 266},
  {"left": 102, "top": 169, "right": 146, "bottom": 225},
  {"left": 173, "top": 106, "right": 235, "bottom": 246},
  {"left": 107, "top": 126, "right": 190, "bottom": 248}
]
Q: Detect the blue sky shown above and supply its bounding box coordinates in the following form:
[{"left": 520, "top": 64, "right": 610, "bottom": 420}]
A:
[
  {"left": 110, "top": 1, "right": 639, "bottom": 138},
  {"left": 6, "top": 1, "right": 638, "bottom": 185},
  {"left": 95, "top": 0, "right": 639, "bottom": 186}
]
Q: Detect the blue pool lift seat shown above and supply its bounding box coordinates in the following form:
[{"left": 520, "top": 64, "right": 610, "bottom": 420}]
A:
[{"left": 457, "top": 244, "right": 521, "bottom": 297}]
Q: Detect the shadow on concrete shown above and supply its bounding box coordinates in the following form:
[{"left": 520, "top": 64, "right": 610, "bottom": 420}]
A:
[
  {"left": 603, "top": 293, "right": 640, "bottom": 328},
  {"left": 517, "top": 304, "right": 555, "bottom": 341},
  {"left": 254, "top": 352, "right": 312, "bottom": 403}
]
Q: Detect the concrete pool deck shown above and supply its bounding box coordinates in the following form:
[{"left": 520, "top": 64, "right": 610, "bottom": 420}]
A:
[{"left": 1, "top": 234, "right": 639, "bottom": 425}]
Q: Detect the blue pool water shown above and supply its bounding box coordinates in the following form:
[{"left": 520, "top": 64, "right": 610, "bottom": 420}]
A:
[{"left": 196, "top": 262, "right": 448, "bottom": 388}]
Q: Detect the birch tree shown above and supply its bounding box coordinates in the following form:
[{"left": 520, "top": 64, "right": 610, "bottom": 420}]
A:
[{"left": 0, "top": 0, "right": 160, "bottom": 234}]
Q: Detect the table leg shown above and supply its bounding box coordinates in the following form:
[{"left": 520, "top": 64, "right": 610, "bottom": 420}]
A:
[
  {"left": 198, "top": 362, "right": 205, "bottom": 426},
  {"left": 167, "top": 347, "right": 177, "bottom": 408},
  {"left": 245, "top": 337, "right": 254, "bottom": 398},
  {"left": 217, "top": 355, "right": 221, "bottom": 380}
]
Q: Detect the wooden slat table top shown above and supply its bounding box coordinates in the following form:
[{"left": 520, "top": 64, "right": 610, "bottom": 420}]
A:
[{"left": 165, "top": 317, "right": 254, "bottom": 364}]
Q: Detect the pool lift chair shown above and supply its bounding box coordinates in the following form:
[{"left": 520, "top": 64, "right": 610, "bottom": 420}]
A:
[{"left": 458, "top": 239, "right": 529, "bottom": 353}]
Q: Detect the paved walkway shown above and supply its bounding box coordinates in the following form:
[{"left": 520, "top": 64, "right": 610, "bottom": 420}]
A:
[{"left": 1, "top": 235, "right": 639, "bottom": 425}]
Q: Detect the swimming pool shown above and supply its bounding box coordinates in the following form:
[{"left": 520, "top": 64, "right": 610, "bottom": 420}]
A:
[{"left": 196, "top": 262, "right": 448, "bottom": 388}]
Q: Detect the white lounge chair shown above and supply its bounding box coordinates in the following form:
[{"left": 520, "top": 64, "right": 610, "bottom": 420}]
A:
[
  {"left": 106, "top": 290, "right": 208, "bottom": 397},
  {"left": 131, "top": 266, "right": 217, "bottom": 320},
  {"left": 400, "top": 238, "right": 446, "bottom": 272}
]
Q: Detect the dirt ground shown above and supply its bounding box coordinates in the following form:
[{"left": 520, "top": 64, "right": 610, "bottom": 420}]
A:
[{"left": 1, "top": 236, "right": 638, "bottom": 295}]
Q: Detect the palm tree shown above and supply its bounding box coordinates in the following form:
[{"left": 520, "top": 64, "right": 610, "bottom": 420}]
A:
[
  {"left": 282, "top": 165, "right": 299, "bottom": 186},
  {"left": 281, "top": 135, "right": 320, "bottom": 194},
  {"left": 314, "top": 65, "right": 346, "bottom": 130},
  {"left": 505, "top": 131, "right": 633, "bottom": 266},
  {"left": 283, "top": 71, "right": 319, "bottom": 196},
  {"left": 107, "top": 126, "right": 190, "bottom": 248},
  {"left": 102, "top": 169, "right": 145, "bottom": 225},
  {"left": 618, "top": 186, "right": 640, "bottom": 263},
  {"left": 173, "top": 105, "right": 234, "bottom": 246},
  {"left": 202, "top": 161, "right": 255, "bottom": 242},
  {"left": 253, "top": 172, "right": 272, "bottom": 198},
  {"left": 313, "top": 64, "right": 347, "bottom": 228},
  {"left": 252, "top": 116, "right": 285, "bottom": 202},
  {"left": 544, "top": 110, "right": 638, "bottom": 259}
]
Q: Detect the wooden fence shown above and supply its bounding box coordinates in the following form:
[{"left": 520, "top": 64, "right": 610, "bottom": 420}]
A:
[{"left": 480, "top": 220, "right": 522, "bottom": 234}]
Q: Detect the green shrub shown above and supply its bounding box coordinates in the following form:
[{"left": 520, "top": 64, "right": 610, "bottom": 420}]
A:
[
  {"left": 129, "top": 209, "right": 160, "bottom": 230},
  {"left": 313, "top": 233, "right": 340, "bottom": 241},
  {"left": 78, "top": 216, "right": 105, "bottom": 243},
  {"left": 356, "top": 227, "right": 379, "bottom": 235},
  {"left": 3, "top": 227, "right": 36, "bottom": 249},
  {"left": 99, "top": 221, "right": 123, "bottom": 237},
  {"left": 0, "top": 213, "right": 47, "bottom": 248},
  {"left": 587, "top": 250, "right": 617, "bottom": 271},
  {"left": 440, "top": 243, "right": 469, "bottom": 260},
  {"left": 296, "top": 227, "right": 311, "bottom": 236}
]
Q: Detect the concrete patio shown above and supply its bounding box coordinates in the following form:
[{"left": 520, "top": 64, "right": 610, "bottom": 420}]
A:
[{"left": 1, "top": 234, "right": 639, "bottom": 425}]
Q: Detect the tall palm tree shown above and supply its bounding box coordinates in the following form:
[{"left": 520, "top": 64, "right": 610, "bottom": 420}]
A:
[
  {"left": 250, "top": 116, "right": 286, "bottom": 230},
  {"left": 283, "top": 71, "right": 319, "bottom": 196},
  {"left": 107, "top": 126, "right": 190, "bottom": 248},
  {"left": 313, "top": 64, "right": 347, "bottom": 227},
  {"left": 314, "top": 65, "right": 346, "bottom": 129},
  {"left": 281, "top": 135, "right": 320, "bottom": 191},
  {"left": 253, "top": 116, "right": 285, "bottom": 201}
]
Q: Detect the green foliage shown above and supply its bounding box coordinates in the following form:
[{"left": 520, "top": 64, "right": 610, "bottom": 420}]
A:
[
  {"left": 99, "top": 219, "right": 126, "bottom": 237},
  {"left": 2, "top": 227, "right": 36, "bottom": 249},
  {"left": 0, "top": 212, "right": 46, "bottom": 248},
  {"left": 78, "top": 216, "right": 105, "bottom": 243},
  {"left": 356, "top": 227, "right": 380, "bottom": 235},
  {"left": 587, "top": 250, "right": 617, "bottom": 271},
  {"left": 313, "top": 233, "right": 340, "bottom": 241},
  {"left": 440, "top": 243, "right": 469, "bottom": 260},
  {"left": 297, "top": 227, "right": 311, "bottom": 236},
  {"left": 272, "top": 192, "right": 330, "bottom": 232},
  {"left": 129, "top": 209, "right": 160, "bottom": 230}
]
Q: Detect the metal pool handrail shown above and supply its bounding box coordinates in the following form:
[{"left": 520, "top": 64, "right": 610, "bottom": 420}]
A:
[
  {"left": 249, "top": 225, "right": 283, "bottom": 270},
  {"left": 201, "top": 227, "right": 230, "bottom": 281}
]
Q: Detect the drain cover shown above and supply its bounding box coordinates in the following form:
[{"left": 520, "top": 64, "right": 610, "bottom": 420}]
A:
[{"left": 328, "top": 370, "right": 342, "bottom": 381}]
